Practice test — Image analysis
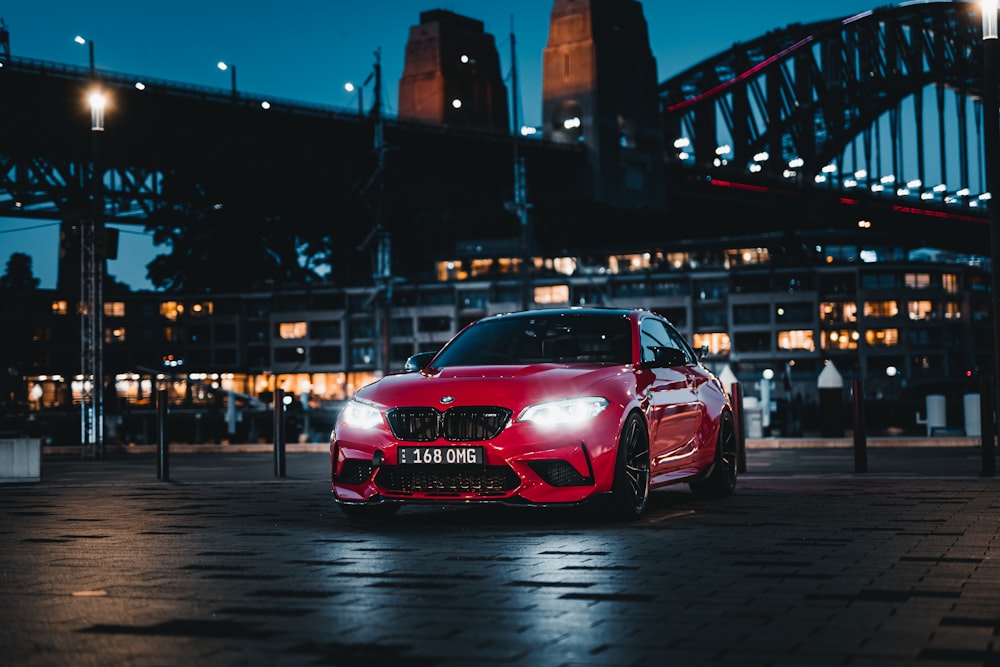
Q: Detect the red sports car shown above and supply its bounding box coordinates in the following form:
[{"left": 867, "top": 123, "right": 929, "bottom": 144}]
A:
[{"left": 330, "top": 307, "right": 737, "bottom": 518}]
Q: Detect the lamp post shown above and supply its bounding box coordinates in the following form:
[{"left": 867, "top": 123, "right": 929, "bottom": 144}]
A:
[
  {"left": 983, "top": 0, "right": 998, "bottom": 476},
  {"left": 217, "top": 61, "right": 237, "bottom": 99},
  {"left": 74, "top": 34, "right": 94, "bottom": 75},
  {"left": 80, "top": 87, "right": 106, "bottom": 459},
  {"left": 345, "top": 82, "right": 364, "bottom": 118}
]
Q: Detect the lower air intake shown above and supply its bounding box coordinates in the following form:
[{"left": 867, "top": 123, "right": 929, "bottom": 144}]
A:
[{"left": 375, "top": 465, "right": 520, "bottom": 495}]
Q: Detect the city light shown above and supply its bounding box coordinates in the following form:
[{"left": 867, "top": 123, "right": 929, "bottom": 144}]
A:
[{"left": 88, "top": 90, "right": 106, "bottom": 131}]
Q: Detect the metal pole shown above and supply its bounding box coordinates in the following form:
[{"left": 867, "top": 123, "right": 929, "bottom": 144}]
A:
[
  {"left": 731, "top": 381, "right": 747, "bottom": 474},
  {"left": 983, "top": 8, "right": 999, "bottom": 477},
  {"left": 273, "top": 388, "right": 286, "bottom": 478},
  {"left": 157, "top": 388, "right": 169, "bottom": 481},
  {"left": 852, "top": 379, "right": 868, "bottom": 473},
  {"left": 980, "top": 374, "right": 995, "bottom": 475}
]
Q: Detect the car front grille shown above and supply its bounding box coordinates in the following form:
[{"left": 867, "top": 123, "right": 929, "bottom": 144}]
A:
[
  {"left": 386, "top": 406, "right": 512, "bottom": 442},
  {"left": 375, "top": 465, "right": 521, "bottom": 496}
]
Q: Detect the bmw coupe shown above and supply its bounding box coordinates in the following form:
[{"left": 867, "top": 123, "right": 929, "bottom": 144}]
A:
[{"left": 330, "top": 307, "right": 737, "bottom": 518}]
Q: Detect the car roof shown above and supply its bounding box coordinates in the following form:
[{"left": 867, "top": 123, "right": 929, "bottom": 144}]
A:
[{"left": 485, "top": 307, "right": 647, "bottom": 320}]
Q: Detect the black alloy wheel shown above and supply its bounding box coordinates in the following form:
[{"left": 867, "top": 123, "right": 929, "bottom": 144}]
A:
[
  {"left": 610, "top": 412, "right": 651, "bottom": 518},
  {"left": 690, "top": 412, "right": 738, "bottom": 499}
]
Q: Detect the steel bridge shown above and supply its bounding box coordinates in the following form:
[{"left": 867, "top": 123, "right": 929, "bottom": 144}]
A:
[
  {"left": 659, "top": 1, "right": 993, "bottom": 249},
  {"left": 0, "top": 0, "right": 995, "bottom": 277}
]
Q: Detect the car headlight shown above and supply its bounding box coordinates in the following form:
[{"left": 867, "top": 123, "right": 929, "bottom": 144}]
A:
[
  {"left": 340, "top": 400, "right": 383, "bottom": 429},
  {"left": 518, "top": 396, "right": 609, "bottom": 427}
]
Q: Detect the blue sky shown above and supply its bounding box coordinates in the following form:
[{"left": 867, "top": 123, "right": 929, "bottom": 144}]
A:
[{"left": 0, "top": 0, "right": 886, "bottom": 290}]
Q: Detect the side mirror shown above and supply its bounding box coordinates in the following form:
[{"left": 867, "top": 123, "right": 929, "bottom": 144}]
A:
[
  {"left": 404, "top": 351, "right": 436, "bottom": 372},
  {"left": 644, "top": 346, "right": 688, "bottom": 368}
]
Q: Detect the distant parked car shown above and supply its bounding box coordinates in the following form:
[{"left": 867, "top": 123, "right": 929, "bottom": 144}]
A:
[{"left": 330, "top": 307, "right": 737, "bottom": 518}]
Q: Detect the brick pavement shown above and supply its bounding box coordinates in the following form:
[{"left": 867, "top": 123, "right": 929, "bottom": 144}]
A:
[{"left": 0, "top": 450, "right": 998, "bottom": 666}]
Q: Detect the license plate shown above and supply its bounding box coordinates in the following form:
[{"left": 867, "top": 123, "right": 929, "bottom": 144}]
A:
[{"left": 398, "top": 446, "right": 485, "bottom": 465}]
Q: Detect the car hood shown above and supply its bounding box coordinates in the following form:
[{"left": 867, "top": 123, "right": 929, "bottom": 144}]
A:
[{"left": 354, "top": 363, "right": 631, "bottom": 409}]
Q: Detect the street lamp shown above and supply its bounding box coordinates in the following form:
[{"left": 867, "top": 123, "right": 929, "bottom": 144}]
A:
[
  {"left": 344, "top": 81, "right": 364, "bottom": 117},
  {"left": 74, "top": 34, "right": 94, "bottom": 75},
  {"left": 217, "top": 61, "right": 237, "bottom": 98},
  {"left": 983, "top": 0, "right": 998, "bottom": 476},
  {"left": 88, "top": 90, "right": 106, "bottom": 131},
  {"left": 79, "top": 85, "right": 107, "bottom": 459}
]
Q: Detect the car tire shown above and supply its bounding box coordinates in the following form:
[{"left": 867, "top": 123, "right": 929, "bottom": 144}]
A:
[
  {"left": 690, "top": 412, "right": 737, "bottom": 499},
  {"left": 338, "top": 502, "right": 400, "bottom": 519},
  {"left": 609, "top": 412, "right": 651, "bottom": 518}
]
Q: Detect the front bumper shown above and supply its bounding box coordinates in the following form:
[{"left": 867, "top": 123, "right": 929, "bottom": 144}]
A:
[{"left": 331, "top": 418, "right": 622, "bottom": 505}]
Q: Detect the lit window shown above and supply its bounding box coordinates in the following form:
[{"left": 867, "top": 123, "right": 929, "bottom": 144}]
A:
[
  {"left": 865, "top": 328, "right": 899, "bottom": 346},
  {"left": 190, "top": 302, "right": 214, "bottom": 316},
  {"left": 279, "top": 322, "right": 308, "bottom": 339},
  {"left": 105, "top": 327, "right": 126, "bottom": 344},
  {"left": 51, "top": 300, "right": 69, "bottom": 315},
  {"left": 942, "top": 273, "right": 958, "bottom": 294},
  {"left": 905, "top": 273, "right": 931, "bottom": 289},
  {"left": 533, "top": 285, "right": 569, "bottom": 305},
  {"left": 693, "top": 332, "right": 731, "bottom": 355},
  {"left": 863, "top": 301, "right": 899, "bottom": 318},
  {"left": 778, "top": 330, "right": 815, "bottom": 352},
  {"left": 160, "top": 301, "right": 183, "bottom": 321},
  {"left": 104, "top": 301, "right": 125, "bottom": 317},
  {"left": 944, "top": 302, "right": 961, "bottom": 320},
  {"left": 908, "top": 300, "right": 934, "bottom": 320},
  {"left": 821, "top": 329, "right": 859, "bottom": 350},
  {"left": 820, "top": 302, "right": 858, "bottom": 323}
]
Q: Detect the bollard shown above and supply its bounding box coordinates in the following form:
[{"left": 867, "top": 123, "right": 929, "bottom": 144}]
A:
[
  {"left": 731, "top": 382, "right": 747, "bottom": 474},
  {"left": 981, "top": 374, "right": 996, "bottom": 477},
  {"left": 852, "top": 379, "right": 868, "bottom": 473},
  {"left": 273, "top": 388, "right": 286, "bottom": 478},
  {"left": 156, "top": 388, "right": 169, "bottom": 481}
]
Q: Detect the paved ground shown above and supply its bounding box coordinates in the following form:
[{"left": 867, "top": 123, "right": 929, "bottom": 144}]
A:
[{"left": 1, "top": 448, "right": 998, "bottom": 666}]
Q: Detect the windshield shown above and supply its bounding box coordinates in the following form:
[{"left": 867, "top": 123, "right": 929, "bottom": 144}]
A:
[{"left": 433, "top": 313, "right": 632, "bottom": 366}]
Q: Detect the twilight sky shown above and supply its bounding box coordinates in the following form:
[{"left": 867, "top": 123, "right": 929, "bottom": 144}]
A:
[{"left": 0, "top": 0, "right": 888, "bottom": 290}]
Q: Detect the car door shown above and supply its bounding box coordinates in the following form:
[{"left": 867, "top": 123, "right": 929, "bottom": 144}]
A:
[{"left": 639, "top": 316, "right": 706, "bottom": 475}]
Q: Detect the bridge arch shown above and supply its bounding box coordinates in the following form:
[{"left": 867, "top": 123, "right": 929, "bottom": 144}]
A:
[{"left": 660, "top": 1, "right": 993, "bottom": 211}]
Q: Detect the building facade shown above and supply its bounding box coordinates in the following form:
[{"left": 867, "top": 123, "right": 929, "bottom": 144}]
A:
[{"left": 1, "top": 235, "right": 990, "bottom": 445}]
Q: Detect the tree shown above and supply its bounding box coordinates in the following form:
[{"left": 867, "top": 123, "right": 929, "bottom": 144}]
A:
[
  {"left": 0, "top": 252, "right": 41, "bottom": 290},
  {"left": 143, "top": 171, "right": 344, "bottom": 292}
]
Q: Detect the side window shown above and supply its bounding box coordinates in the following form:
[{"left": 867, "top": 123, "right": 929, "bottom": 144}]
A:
[{"left": 640, "top": 318, "right": 692, "bottom": 364}]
